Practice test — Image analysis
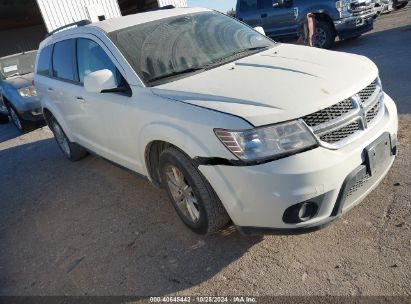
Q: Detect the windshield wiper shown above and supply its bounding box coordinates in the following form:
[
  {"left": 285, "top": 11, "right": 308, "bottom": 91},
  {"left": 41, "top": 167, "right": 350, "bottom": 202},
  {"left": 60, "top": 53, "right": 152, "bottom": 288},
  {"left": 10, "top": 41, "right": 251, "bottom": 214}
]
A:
[
  {"left": 145, "top": 46, "right": 270, "bottom": 85},
  {"left": 146, "top": 67, "right": 205, "bottom": 84},
  {"left": 204, "top": 46, "right": 270, "bottom": 69}
]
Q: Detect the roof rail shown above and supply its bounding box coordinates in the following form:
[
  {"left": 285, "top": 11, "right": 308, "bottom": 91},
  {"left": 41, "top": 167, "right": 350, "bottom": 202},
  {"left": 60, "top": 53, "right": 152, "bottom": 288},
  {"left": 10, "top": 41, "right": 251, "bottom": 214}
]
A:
[{"left": 46, "top": 20, "right": 91, "bottom": 38}]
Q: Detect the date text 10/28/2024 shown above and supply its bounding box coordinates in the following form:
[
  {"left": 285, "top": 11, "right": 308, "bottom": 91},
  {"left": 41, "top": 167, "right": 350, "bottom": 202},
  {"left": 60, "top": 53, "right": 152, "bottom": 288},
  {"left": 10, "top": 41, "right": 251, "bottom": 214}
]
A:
[{"left": 149, "top": 296, "right": 257, "bottom": 303}]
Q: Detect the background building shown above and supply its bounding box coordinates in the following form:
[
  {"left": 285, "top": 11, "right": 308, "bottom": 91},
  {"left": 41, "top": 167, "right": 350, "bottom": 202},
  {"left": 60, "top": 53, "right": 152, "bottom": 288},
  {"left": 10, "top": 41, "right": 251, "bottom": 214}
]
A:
[{"left": 0, "top": 0, "right": 188, "bottom": 57}]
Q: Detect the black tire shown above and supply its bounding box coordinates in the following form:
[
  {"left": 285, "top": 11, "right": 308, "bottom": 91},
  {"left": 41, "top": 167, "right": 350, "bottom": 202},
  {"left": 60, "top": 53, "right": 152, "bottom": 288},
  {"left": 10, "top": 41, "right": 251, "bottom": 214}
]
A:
[
  {"left": 344, "top": 34, "right": 362, "bottom": 41},
  {"left": 394, "top": 2, "right": 407, "bottom": 9},
  {"left": 159, "top": 147, "right": 230, "bottom": 235},
  {"left": 48, "top": 116, "right": 88, "bottom": 161},
  {"left": 6, "top": 104, "right": 34, "bottom": 133},
  {"left": 0, "top": 112, "right": 9, "bottom": 124},
  {"left": 314, "top": 20, "right": 336, "bottom": 49}
]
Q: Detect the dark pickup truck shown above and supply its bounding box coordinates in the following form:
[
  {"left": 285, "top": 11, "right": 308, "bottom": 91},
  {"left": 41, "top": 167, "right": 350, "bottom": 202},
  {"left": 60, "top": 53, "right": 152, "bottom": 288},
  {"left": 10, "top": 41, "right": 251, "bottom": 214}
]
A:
[{"left": 236, "top": 0, "right": 377, "bottom": 48}]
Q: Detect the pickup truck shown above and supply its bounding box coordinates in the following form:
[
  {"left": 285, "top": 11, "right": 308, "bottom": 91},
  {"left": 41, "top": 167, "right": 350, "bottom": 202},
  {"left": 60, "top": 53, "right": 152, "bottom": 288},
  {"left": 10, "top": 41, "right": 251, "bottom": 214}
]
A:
[{"left": 236, "top": 0, "right": 377, "bottom": 48}]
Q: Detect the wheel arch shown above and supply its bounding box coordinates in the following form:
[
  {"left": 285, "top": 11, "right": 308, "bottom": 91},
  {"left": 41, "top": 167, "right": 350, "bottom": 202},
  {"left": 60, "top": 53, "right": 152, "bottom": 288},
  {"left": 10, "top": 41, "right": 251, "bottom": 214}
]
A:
[
  {"left": 42, "top": 105, "right": 75, "bottom": 141},
  {"left": 140, "top": 123, "right": 227, "bottom": 188},
  {"left": 313, "top": 12, "right": 337, "bottom": 35}
]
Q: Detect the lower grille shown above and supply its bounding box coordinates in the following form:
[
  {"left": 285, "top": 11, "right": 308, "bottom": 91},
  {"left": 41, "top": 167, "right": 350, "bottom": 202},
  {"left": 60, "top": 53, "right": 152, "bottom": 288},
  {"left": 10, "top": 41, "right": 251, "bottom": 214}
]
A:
[
  {"left": 320, "top": 122, "right": 360, "bottom": 144},
  {"left": 347, "top": 173, "right": 371, "bottom": 197}
]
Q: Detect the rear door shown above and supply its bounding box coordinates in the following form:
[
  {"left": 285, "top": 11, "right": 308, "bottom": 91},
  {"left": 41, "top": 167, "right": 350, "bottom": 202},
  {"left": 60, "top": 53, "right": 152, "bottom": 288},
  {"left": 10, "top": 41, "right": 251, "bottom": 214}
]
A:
[
  {"left": 260, "top": 0, "right": 299, "bottom": 38},
  {"left": 237, "top": 0, "right": 264, "bottom": 28}
]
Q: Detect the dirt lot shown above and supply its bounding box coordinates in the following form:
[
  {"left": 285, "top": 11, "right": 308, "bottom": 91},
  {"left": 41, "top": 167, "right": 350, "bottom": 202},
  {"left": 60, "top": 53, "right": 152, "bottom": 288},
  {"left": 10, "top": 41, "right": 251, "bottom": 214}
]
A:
[{"left": 0, "top": 6, "right": 410, "bottom": 297}]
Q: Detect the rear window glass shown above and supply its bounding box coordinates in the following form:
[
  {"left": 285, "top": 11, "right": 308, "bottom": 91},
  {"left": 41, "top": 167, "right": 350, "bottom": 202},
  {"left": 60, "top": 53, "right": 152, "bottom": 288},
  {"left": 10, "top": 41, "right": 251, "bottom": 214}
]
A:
[
  {"left": 52, "top": 39, "right": 76, "bottom": 81},
  {"left": 36, "top": 45, "right": 52, "bottom": 76}
]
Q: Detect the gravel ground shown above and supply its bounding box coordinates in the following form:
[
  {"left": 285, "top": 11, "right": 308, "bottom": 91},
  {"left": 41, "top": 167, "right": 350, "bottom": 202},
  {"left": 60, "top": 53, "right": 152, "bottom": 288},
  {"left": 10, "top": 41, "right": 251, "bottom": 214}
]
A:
[{"left": 0, "top": 5, "right": 410, "bottom": 297}]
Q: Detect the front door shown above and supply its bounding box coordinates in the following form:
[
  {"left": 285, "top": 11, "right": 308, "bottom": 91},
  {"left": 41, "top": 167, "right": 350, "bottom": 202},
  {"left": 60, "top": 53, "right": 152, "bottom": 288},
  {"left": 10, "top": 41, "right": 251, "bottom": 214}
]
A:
[
  {"left": 71, "top": 37, "right": 139, "bottom": 170},
  {"left": 260, "top": 0, "right": 299, "bottom": 38}
]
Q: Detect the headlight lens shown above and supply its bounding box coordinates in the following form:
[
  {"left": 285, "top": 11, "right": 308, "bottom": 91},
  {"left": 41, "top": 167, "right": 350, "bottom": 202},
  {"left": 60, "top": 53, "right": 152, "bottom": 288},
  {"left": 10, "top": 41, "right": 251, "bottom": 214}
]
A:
[
  {"left": 215, "top": 120, "right": 318, "bottom": 162},
  {"left": 336, "top": 0, "right": 351, "bottom": 18},
  {"left": 18, "top": 85, "right": 37, "bottom": 97}
]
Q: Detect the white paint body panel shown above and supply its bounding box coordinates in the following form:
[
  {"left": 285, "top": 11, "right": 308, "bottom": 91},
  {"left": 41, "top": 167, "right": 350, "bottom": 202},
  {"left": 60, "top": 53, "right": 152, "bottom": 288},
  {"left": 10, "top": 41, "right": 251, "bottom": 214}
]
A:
[
  {"left": 157, "top": 44, "right": 379, "bottom": 127},
  {"left": 34, "top": 9, "right": 398, "bottom": 231}
]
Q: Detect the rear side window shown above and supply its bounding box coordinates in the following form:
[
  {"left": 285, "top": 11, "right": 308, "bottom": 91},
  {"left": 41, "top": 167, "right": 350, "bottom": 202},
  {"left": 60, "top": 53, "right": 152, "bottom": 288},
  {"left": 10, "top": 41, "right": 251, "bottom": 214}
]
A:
[
  {"left": 52, "top": 39, "right": 76, "bottom": 81},
  {"left": 36, "top": 45, "right": 53, "bottom": 76},
  {"left": 76, "top": 38, "right": 120, "bottom": 85},
  {"left": 239, "top": 0, "right": 258, "bottom": 11}
]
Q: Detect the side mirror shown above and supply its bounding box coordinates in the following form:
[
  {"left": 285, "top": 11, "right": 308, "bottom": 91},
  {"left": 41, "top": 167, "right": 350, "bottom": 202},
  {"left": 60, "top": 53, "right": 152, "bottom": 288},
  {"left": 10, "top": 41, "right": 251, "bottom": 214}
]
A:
[
  {"left": 84, "top": 69, "right": 117, "bottom": 93},
  {"left": 254, "top": 26, "right": 266, "bottom": 36}
]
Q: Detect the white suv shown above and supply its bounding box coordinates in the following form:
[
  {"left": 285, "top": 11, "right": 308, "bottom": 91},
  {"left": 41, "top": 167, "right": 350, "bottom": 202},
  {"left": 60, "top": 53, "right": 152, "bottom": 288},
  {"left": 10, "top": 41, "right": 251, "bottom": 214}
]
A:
[{"left": 34, "top": 7, "right": 398, "bottom": 235}]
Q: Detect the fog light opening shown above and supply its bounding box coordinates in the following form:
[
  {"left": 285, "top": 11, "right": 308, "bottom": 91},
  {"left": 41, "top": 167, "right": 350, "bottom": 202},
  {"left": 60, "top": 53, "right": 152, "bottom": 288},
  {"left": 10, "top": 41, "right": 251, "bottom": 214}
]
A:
[{"left": 283, "top": 201, "right": 319, "bottom": 224}]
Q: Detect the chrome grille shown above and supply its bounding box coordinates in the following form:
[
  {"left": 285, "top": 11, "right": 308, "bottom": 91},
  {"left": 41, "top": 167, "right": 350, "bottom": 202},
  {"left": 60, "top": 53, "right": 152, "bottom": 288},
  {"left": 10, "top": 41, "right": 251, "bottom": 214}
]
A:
[
  {"left": 303, "top": 99, "right": 353, "bottom": 127},
  {"left": 350, "top": 7, "right": 375, "bottom": 16},
  {"left": 320, "top": 122, "right": 360, "bottom": 144},
  {"left": 302, "top": 78, "right": 384, "bottom": 148},
  {"left": 349, "top": 3, "right": 375, "bottom": 16},
  {"left": 358, "top": 80, "right": 377, "bottom": 103},
  {"left": 366, "top": 101, "right": 381, "bottom": 123}
]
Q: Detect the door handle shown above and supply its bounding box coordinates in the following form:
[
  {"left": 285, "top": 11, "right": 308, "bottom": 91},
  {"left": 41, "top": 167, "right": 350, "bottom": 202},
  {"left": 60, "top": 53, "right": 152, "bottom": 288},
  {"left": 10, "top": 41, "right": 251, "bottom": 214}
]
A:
[
  {"left": 75, "top": 96, "right": 86, "bottom": 103},
  {"left": 47, "top": 88, "right": 53, "bottom": 92},
  {"left": 261, "top": 13, "right": 268, "bottom": 18}
]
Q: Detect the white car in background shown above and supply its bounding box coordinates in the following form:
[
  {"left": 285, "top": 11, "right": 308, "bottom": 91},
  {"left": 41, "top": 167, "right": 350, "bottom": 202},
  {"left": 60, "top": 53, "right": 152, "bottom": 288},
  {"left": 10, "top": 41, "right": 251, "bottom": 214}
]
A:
[{"left": 34, "top": 7, "right": 398, "bottom": 235}]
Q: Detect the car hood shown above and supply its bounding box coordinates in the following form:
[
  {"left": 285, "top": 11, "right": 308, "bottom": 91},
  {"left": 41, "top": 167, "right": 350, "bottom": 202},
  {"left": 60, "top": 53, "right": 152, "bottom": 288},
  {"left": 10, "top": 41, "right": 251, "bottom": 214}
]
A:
[
  {"left": 1, "top": 72, "right": 34, "bottom": 89},
  {"left": 152, "top": 44, "right": 378, "bottom": 127}
]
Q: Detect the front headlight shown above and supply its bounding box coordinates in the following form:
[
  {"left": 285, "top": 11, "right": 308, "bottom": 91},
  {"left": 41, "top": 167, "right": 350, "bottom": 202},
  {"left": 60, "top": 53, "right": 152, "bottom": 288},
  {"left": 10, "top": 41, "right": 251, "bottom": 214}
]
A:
[
  {"left": 336, "top": 0, "right": 351, "bottom": 18},
  {"left": 215, "top": 120, "right": 318, "bottom": 162},
  {"left": 18, "top": 85, "right": 37, "bottom": 97}
]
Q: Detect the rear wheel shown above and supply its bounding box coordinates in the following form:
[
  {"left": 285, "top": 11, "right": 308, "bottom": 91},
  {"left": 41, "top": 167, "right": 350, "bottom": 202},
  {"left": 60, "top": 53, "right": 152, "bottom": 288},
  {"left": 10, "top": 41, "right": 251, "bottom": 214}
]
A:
[
  {"left": 314, "top": 20, "right": 335, "bottom": 49},
  {"left": 48, "top": 116, "right": 88, "bottom": 161},
  {"left": 159, "top": 148, "right": 230, "bottom": 235}
]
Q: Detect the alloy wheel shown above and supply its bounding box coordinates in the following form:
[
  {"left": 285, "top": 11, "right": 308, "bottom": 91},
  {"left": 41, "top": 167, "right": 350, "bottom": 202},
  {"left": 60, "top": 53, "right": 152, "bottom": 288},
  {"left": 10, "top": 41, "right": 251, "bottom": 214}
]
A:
[
  {"left": 165, "top": 165, "right": 200, "bottom": 223},
  {"left": 52, "top": 121, "right": 71, "bottom": 158},
  {"left": 9, "top": 107, "right": 22, "bottom": 131},
  {"left": 315, "top": 27, "right": 327, "bottom": 48}
]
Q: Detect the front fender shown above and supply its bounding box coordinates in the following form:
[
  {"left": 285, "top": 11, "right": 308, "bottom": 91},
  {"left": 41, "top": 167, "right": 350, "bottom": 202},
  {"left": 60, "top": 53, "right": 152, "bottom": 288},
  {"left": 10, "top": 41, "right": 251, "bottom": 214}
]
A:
[
  {"left": 300, "top": 5, "right": 339, "bottom": 21},
  {"left": 138, "top": 121, "right": 235, "bottom": 177}
]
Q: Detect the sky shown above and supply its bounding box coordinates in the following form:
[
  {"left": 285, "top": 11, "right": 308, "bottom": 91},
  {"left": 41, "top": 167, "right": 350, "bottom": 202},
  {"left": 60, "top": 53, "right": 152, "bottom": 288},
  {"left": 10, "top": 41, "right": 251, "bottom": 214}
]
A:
[{"left": 187, "top": 0, "right": 237, "bottom": 13}]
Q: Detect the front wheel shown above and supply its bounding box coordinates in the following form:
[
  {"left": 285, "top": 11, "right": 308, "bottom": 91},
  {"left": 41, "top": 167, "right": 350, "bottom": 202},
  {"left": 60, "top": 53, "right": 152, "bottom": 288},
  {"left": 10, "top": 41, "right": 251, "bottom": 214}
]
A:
[
  {"left": 7, "top": 105, "right": 32, "bottom": 133},
  {"left": 314, "top": 20, "right": 336, "bottom": 49},
  {"left": 159, "top": 148, "right": 230, "bottom": 235},
  {"left": 48, "top": 116, "right": 88, "bottom": 161}
]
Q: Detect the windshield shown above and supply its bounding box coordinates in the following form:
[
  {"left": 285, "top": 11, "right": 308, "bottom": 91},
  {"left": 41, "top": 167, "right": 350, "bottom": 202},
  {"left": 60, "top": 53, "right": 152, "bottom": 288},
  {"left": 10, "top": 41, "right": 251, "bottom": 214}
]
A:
[
  {"left": 0, "top": 51, "right": 37, "bottom": 79},
  {"left": 111, "top": 11, "right": 275, "bottom": 86}
]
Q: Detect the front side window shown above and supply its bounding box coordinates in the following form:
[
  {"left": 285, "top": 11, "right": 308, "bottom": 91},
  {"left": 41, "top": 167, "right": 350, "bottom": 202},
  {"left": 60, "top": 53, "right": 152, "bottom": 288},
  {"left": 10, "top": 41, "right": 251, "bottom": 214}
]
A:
[
  {"left": 76, "top": 38, "right": 120, "bottom": 85},
  {"left": 36, "top": 45, "right": 53, "bottom": 76},
  {"left": 111, "top": 11, "right": 275, "bottom": 86},
  {"left": 52, "top": 39, "right": 76, "bottom": 81}
]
